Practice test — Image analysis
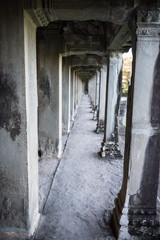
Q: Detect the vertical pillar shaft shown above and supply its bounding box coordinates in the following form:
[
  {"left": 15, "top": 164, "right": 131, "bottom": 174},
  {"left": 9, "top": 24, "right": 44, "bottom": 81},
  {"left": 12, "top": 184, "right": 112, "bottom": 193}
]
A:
[
  {"left": 96, "top": 66, "right": 107, "bottom": 133},
  {"left": 71, "top": 69, "right": 75, "bottom": 121},
  {"left": 89, "top": 74, "right": 96, "bottom": 112},
  {"left": 112, "top": 9, "right": 160, "bottom": 239},
  {"left": 100, "top": 53, "right": 122, "bottom": 158},
  {"left": 62, "top": 57, "right": 71, "bottom": 133},
  {"left": 0, "top": 2, "right": 39, "bottom": 236},
  {"left": 74, "top": 72, "right": 77, "bottom": 111},
  {"left": 37, "top": 29, "right": 63, "bottom": 158},
  {"left": 93, "top": 70, "right": 100, "bottom": 120}
]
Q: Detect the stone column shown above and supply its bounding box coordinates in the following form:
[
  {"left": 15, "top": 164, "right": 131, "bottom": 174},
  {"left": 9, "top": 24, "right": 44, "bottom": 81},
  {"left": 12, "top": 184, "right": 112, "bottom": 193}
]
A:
[
  {"left": 89, "top": 74, "right": 96, "bottom": 112},
  {"left": 70, "top": 69, "right": 75, "bottom": 121},
  {"left": 0, "top": 3, "right": 39, "bottom": 236},
  {"left": 100, "top": 53, "right": 122, "bottom": 158},
  {"left": 62, "top": 57, "right": 71, "bottom": 134},
  {"left": 37, "top": 29, "right": 63, "bottom": 158},
  {"left": 111, "top": 9, "right": 160, "bottom": 239},
  {"left": 77, "top": 75, "right": 81, "bottom": 105},
  {"left": 78, "top": 77, "right": 83, "bottom": 103},
  {"left": 96, "top": 66, "right": 107, "bottom": 132},
  {"left": 74, "top": 71, "right": 78, "bottom": 111},
  {"left": 93, "top": 70, "right": 100, "bottom": 120}
]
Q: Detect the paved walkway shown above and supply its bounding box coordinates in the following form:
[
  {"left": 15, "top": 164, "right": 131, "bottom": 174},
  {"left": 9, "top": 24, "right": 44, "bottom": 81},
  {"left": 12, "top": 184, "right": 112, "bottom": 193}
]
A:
[{"left": 34, "top": 95, "right": 123, "bottom": 240}]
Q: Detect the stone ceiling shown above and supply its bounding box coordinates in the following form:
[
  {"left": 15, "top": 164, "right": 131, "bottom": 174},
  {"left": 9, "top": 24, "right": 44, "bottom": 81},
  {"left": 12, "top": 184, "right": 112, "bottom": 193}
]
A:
[{"left": 28, "top": 0, "right": 160, "bottom": 81}]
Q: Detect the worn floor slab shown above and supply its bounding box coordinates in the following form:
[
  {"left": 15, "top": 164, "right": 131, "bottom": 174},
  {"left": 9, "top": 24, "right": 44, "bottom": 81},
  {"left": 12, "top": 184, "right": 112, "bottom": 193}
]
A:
[{"left": 34, "top": 95, "right": 123, "bottom": 240}]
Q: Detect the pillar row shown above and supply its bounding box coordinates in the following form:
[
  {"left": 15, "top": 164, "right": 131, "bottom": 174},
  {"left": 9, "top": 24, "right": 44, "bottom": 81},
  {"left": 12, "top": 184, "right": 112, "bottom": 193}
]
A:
[{"left": 112, "top": 9, "right": 160, "bottom": 239}]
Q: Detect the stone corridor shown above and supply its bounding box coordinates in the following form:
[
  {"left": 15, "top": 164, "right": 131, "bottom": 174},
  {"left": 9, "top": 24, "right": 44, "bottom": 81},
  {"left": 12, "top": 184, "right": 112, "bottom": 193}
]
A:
[
  {"left": 35, "top": 95, "right": 123, "bottom": 240},
  {"left": 1, "top": 2, "right": 160, "bottom": 239}
]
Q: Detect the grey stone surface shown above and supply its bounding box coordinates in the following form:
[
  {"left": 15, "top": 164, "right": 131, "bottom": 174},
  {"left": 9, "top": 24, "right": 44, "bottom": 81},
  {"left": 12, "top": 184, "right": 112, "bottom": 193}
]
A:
[
  {"left": 62, "top": 58, "right": 71, "bottom": 134},
  {"left": 105, "top": 53, "right": 122, "bottom": 142},
  {"left": 34, "top": 95, "right": 123, "bottom": 240},
  {"left": 0, "top": 2, "right": 38, "bottom": 233},
  {"left": 112, "top": 10, "right": 160, "bottom": 239},
  {"left": 38, "top": 157, "right": 60, "bottom": 213},
  {"left": 96, "top": 66, "right": 107, "bottom": 133},
  {"left": 37, "top": 29, "right": 63, "bottom": 158}
]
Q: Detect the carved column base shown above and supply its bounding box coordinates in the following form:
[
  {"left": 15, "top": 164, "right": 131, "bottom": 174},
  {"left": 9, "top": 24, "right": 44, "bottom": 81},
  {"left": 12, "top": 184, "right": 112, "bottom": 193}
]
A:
[
  {"left": 96, "top": 120, "right": 104, "bottom": 133},
  {"left": 100, "top": 140, "right": 107, "bottom": 157},
  {"left": 100, "top": 141, "right": 122, "bottom": 158},
  {"left": 93, "top": 110, "right": 98, "bottom": 120},
  {"left": 111, "top": 196, "right": 160, "bottom": 239},
  {"left": 91, "top": 105, "right": 95, "bottom": 113},
  {"left": 90, "top": 102, "right": 95, "bottom": 112}
]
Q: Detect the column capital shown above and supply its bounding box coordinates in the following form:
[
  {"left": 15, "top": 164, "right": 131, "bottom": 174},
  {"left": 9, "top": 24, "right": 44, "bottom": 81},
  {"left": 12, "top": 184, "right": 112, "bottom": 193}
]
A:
[
  {"left": 137, "top": 9, "right": 160, "bottom": 23},
  {"left": 136, "top": 9, "right": 160, "bottom": 38},
  {"left": 100, "top": 65, "right": 107, "bottom": 71},
  {"left": 108, "top": 52, "right": 123, "bottom": 61}
]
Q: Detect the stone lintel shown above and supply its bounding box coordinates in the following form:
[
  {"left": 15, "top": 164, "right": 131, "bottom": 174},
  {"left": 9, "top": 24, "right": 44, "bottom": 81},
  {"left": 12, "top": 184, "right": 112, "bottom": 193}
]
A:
[
  {"left": 25, "top": 9, "right": 50, "bottom": 27},
  {"left": 24, "top": 0, "right": 134, "bottom": 24}
]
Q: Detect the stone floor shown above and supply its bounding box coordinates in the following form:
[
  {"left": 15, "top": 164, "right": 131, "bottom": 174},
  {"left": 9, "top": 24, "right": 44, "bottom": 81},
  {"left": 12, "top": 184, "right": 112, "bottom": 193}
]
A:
[{"left": 34, "top": 94, "right": 123, "bottom": 240}]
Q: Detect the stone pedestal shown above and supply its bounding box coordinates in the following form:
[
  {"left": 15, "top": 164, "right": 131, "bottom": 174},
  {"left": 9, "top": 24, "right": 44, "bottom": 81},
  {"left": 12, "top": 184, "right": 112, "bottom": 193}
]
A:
[
  {"left": 0, "top": 2, "right": 39, "bottom": 236},
  {"left": 62, "top": 57, "right": 71, "bottom": 133},
  {"left": 96, "top": 66, "right": 107, "bottom": 133},
  {"left": 100, "top": 53, "right": 123, "bottom": 158},
  {"left": 37, "top": 29, "right": 63, "bottom": 158},
  {"left": 111, "top": 9, "right": 160, "bottom": 239}
]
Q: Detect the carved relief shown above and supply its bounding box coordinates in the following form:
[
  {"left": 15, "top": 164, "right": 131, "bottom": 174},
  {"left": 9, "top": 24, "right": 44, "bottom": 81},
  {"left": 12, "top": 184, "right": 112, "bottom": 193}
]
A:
[
  {"left": 137, "top": 10, "right": 160, "bottom": 23},
  {"left": 26, "top": 9, "right": 50, "bottom": 27},
  {"left": 136, "top": 28, "right": 160, "bottom": 36},
  {"left": 39, "top": 137, "right": 56, "bottom": 156},
  {"left": 136, "top": 10, "right": 160, "bottom": 37}
]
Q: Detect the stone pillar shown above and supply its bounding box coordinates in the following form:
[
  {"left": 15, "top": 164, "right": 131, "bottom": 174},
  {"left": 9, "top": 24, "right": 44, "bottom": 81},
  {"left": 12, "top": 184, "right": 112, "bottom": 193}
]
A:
[
  {"left": 89, "top": 74, "right": 96, "bottom": 112},
  {"left": 78, "top": 77, "right": 83, "bottom": 103},
  {"left": 96, "top": 66, "right": 107, "bottom": 133},
  {"left": 112, "top": 9, "right": 160, "bottom": 239},
  {"left": 100, "top": 53, "right": 122, "bottom": 158},
  {"left": 37, "top": 29, "right": 63, "bottom": 158},
  {"left": 70, "top": 69, "right": 75, "bottom": 121},
  {"left": 93, "top": 70, "right": 100, "bottom": 120},
  {"left": 74, "top": 71, "right": 78, "bottom": 111},
  {"left": 77, "top": 75, "right": 80, "bottom": 105},
  {"left": 0, "top": 2, "right": 39, "bottom": 236},
  {"left": 62, "top": 57, "right": 71, "bottom": 134}
]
